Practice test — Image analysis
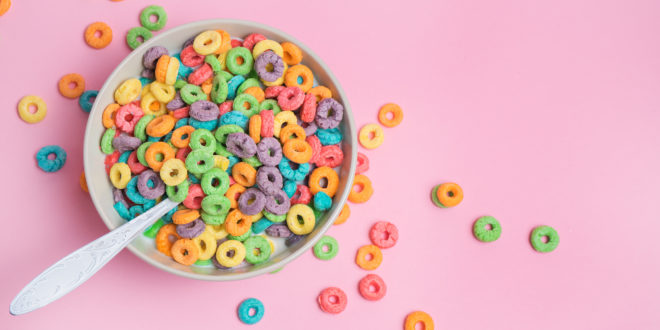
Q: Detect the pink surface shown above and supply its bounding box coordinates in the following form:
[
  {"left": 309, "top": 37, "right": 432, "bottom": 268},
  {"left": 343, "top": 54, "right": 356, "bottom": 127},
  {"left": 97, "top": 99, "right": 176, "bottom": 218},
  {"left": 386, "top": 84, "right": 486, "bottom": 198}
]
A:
[{"left": 2, "top": 0, "right": 660, "bottom": 328}]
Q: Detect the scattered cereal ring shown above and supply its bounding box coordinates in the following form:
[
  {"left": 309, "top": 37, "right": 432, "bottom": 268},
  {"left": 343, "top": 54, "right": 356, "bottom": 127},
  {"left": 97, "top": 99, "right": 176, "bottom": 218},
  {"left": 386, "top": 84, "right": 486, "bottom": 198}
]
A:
[
  {"left": 434, "top": 182, "right": 463, "bottom": 208},
  {"left": 17, "top": 95, "right": 47, "bottom": 124},
  {"left": 356, "top": 152, "right": 369, "bottom": 174},
  {"left": 355, "top": 244, "right": 382, "bottom": 270},
  {"left": 237, "top": 298, "right": 265, "bottom": 325},
  {"left": 79, "top": 90, "right": 98, "bottom": 113},
  {"left": 358, "top": 274, "right": 387, "bottom": 301},
  {"left": 126, "top": 26, "right": 153, "bottom": 50},
  {"left": 58, "top": 73, "right": 86, "bottom": 99},
  {"left": 80, "top": 171, "right": 88, "bottom": 193},
  {"left": 348, "top": 174, "right": 373, "bottom": 203},
  {"left": 36, "top": 145, "right": 67, "bottom": 172},
  {"left": 530, "top": 225, "right": 559, "bottom": 253},
  {"left": 155, "top": 223, "right": 180, "bottom": 257},
  {"left": 0, "top": 0, "right": 10, "bottom": 16},
  {"left": 317, "top": 287, "right": 347, "bottom": 314},
  {"left": 313, "top": 235, "right": 338, "bottom": 260},
  {"left": 171, "top": 238, "right": 199, "bottom": 265},
  {"left": 334, "top": 203, "right": 350, "bottom": 225},
  {"left": 84, "top": 22, "right": 113, "bottom": 49},
  {"left": 358, "top": 123, "right": 384, "bottom": 149},
  {"left": 405, "top": 311, "right": 434, "bottom": 330},
  {"left": 140, "top": 5, "right": 167, "bottom": 31},
  {"left": 280, "top": 41, "right": 302, "bottom": 65},
  {"left": 378, "top": 103, "right": 403, "bottom": 128},
  {"left": 473, "top": 216, "right": 501, "bottom": 242},
  {"left": 369, "top": 221, "right": 398, "bottom": 249}
]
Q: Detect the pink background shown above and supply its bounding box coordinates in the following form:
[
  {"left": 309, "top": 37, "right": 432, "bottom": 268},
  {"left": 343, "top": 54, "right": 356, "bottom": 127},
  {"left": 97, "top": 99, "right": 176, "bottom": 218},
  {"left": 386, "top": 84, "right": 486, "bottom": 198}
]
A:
[{"left": 2, "top": 0, "right": 660, "bottom": 328}]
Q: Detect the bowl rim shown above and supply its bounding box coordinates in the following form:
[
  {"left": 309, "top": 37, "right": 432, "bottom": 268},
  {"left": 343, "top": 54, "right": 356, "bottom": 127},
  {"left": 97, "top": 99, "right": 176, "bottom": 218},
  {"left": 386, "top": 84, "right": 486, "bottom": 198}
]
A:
[{"left": 83, "top": 18, "right": 356, "bottom": 281}]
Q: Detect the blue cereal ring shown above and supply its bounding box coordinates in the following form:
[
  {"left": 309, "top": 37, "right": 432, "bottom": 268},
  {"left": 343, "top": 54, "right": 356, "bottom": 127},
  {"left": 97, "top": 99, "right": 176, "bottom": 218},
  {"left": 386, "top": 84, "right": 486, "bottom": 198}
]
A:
[
  {"left": 189, "top": 117, "right": 218, "bottom": 130},
  {"left": 316, "top": 128, "right": 343, "bottom": 146},
  {"left": 118, "top": 151, "right": 131, "bottom": 163},
  {"left": 226, "top": 75, "right": 246, "bottom": 100},
  {"left": 36, "top": 145, "right": 67, "bottom": 172},
  {"left": 126, "top": 176, "right": 154, "bottom": 204},
  {"left": 219, "top": 111, "right": 248, "bottom": 130},
  {"left": 174, "top": 118, "right": 189, "bottom": 129},
  {"left": 189, "top": 173, "right": 201, "bottom": 184},
  {"left": 172, "top": 53, "right": 194, "bottom": 78},
  {"left": 147, "top": 136, "right": 161, "bottom": 142},
  {"left": 128, "top": 205, "right": 145, "bottom": 219},
  {"left": 79, "top": 90, "right": 98, "bottom": 113},
  {"left": 238, "top": 298, "right": 265, "bottom": 325},
  {"left": 251, "top": 218, "right": 274, "bottom": 234},
  {"left": 138, "top": 76, "right": 153, "bottom": 87},
  {"left": 313, "top": 191, "right": 332, "bottom": 211},
  {"left": 161, "top": 205, "right": 178, "bottom": 223},
  {"left": 226, "top": 155, "right": 240, "bottom": 175},
  {"left": 114, "top": 201, "right": 131, "bottom": 220},
  {"left": 278, "top": 157, "right": 310, "bottom": 181},
  {"left": 283, "top": 180, "right": 297, "bottom": 198}
]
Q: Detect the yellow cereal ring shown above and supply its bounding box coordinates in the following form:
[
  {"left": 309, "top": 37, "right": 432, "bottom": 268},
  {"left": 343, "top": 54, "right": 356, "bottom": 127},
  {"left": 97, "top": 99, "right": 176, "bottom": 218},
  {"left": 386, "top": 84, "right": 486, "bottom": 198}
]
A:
[
  {"left": 165, "top": 56, "right": 180, "bottom": 85},
  {"left": 252, "top": 39, "right": 283, "bottom": 59},
  {"left": 109, "top": 162, "right": 131, "bottom": 189},
  {"left": 358, "top": 123, "right": 384, "bottom": 149},
  {"left": 286, "top": 204, "right": 315, "bottom": 235},
  {"left": 150, "top": 81, "right": 176, "bottom": 103},
  {"left": 160, "top": 158, "right": 187, "bottom": 186},
  {"left": 213, "top": 155, "right": 230, "bottom": 171},
  {"left": 141, "top": 82, "right": 151, "bottom": 98},
  {"left": 193, "top": 30, "right": 222, "bottom": 55},
  {"left": 114, "top": 78, "right": 141, "bottom": 105},
  {"left": 216, "top": 240, "right": 246, "bottom": 268},
  {"left": 206, "top": 224, "right": 228, "bottom": 240},
  {"left": 102, "top": 103, "right": 120, "bottom": 128},
  {"left": 216, "top": 52, "right": 228, "bottom": 71},
  {"left": 17, "top": 95, "right": 47, "bottom": 124},
  {"left": 141, "top": 93, "right": 167, "bottom": 116},
  {"left": 273, "top": 111, "right": 297, "bottom": 138},
  {"left": 193, "top": 229, "right": 217, "bottom": 261}
]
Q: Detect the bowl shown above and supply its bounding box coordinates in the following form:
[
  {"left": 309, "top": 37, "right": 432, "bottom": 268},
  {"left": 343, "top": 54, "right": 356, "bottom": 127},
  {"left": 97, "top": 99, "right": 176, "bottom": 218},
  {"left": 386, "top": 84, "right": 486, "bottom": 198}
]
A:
[{"left": 83, "top": 19, "right": 356, "bottom": 281}]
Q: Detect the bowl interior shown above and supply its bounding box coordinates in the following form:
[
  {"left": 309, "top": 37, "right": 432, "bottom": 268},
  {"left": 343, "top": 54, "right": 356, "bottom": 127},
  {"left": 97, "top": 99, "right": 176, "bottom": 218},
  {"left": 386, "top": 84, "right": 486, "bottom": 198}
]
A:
[{"left": 83, "top": 19, "right": 356, "bottom": 281}]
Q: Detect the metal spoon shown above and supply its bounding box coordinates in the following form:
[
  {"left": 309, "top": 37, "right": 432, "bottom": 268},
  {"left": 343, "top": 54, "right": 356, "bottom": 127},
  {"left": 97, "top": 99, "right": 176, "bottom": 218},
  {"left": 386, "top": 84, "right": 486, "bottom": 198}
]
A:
[{"left": 9, "top": 199, "right": 179, "bottom": 315}]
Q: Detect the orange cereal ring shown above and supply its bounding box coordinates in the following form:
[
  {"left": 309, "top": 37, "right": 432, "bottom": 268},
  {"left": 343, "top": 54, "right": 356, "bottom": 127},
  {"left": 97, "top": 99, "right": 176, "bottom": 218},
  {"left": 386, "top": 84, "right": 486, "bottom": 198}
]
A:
[
  {"left": 155, "top": 223, "right": 180, "bottom": 257},
  {"left": 249, "top": 115, "right": 262, "bottom": 143},
  {"left": 172, "top": 209, "right": 200, "bottom": 225},
  {"left": 378, "top": 103, "right": 403, "bottom": 128},
  {"left": 155, "top": 54, "right": 170, "bottom": 83},
  {"left": 309, "top": 166, "right": 339, "bottom": 198},
  {"left": 225, "top": 183, "right": 246, "bottom": 209},
  {"left": 145, "top": 141, "right": 174, "bottom": 172},
  {"left": 436, "top": 182, "right": 463, "bottom": 207},
  {"left": 102, "top": 103, "right": 120, "bottom": 128},
  {"left": 334, "top": 203, "right": 350, "bottom": 225},
  {"left": 348, "top": 174, "right": 373, "bottom": 203},
  {"left": 243, "top": 86, "right": 265, "bottom": 103},
  {"left": 232, "top": 162, "right": 257, "bottom": 187},
  {"left": 0, "top": 0, "right": 10, "bottom": 16},
  {"left": 355, "top": 244, "right": 382, "bottom": 270},
  {"left": 224, "top": 209, "right": 252, "bottom": 236},
  {"left": 283, "top": 139, "right": 312, "bottom": 164},
  {"left": 214, "top": 30, "right": 231, "bottom": 54},
  {"left": 146, "top": 114, "right": 176, "bottom": 137},
  {"left": 170, "top": 125, "right": 195, "bottom": 148},
  {"left": 405, "top": 311, "right": 434, "bottom": 330},
  {"left": 84, "top": 22, "right": 113, "bottom": 49},
  {"left": 308, "top": 86, "right": 332, "bottom": 102},
  {"left": 284, "top": 64, "right": 314, "bottom": 92},
  {"left": 279, "top": 124, "right": 306, "bottom": 144},
  {"left": 201, "top": 77, "right": 213, "bottom": 96},
  {"left": 80, "top": 171, "right": 88, "bottom": 193},
  {"left": 281, "top": 42, "right": 303, "bottom": 66},
  {"left": 58, "top": 73, "right": 86, "bottom": 99},
  {"left": 171, "top": 239, "right": 199, "bottom": 266}
]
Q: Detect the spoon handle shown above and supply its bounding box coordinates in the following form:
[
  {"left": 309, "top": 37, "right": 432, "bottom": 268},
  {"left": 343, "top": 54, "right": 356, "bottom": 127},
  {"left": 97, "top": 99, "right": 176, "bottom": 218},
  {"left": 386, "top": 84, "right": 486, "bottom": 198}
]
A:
[{"left": 10, "top": 199, "right": 179, "bottom": 316}]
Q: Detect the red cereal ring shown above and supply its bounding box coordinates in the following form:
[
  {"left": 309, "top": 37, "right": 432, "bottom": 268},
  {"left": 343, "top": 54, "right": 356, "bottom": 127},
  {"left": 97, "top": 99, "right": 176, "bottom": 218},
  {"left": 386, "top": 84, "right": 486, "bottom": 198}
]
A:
[
  {"left": 230, "top": 39, "right": 242, "bottom": 48},
  {"left": 127, "top": 151, "right": 147, "bottom": 174},
  {"left": 316, "top": 145, "right": 343, "bottom": 168},
  {"left": 219, "top": 101, "right": 233, "bottom": 116},
  {"left": 306, "top": 135, "right": 322, "bottom": 165},
  {"left": 358, "top": 274, "right": 387, "bottom": 301},
  {"left": 356, "top": 152, "right": 369, "bottom": 174},
  {"left": 318, "top": 287, "right": 347, "bottom": 314},
  {"left": 104, "top": 151, "right": 120, "bottom": 174},
  {"left": 175, "top": 146, "right": 192, "bottom": 162},
  {"left": 259, "top": 110, "right": 274, "bottom": 138},
  {"left": 277, "top": 86, "right": 305, "bottom": 111},
  {"left": 180, "top": 45, "right": 205, "bottom": 67},
  {"left": 242, "top": 33, "right": 266, "bottom": 51},
  {"left": 187, "top": 63, "right": 213, "bottom": 85},
  {"left": 369, "top": 221, "right": 399, "bottom": 249},
  {"left": 183, "top": 183, "right": 205, "bottom": 209},
  {"left": 170, "top": 106, "right": 189, "bottom": 119},
  {"left": 300, "top": 93, "right": 317, "bottom": 123},
  {"left": 115, "top": 103, "right": 144, "bottom": 134},
  {"left": 291, "top": 184, "right": 311, "bottom": 205},
  {"left": 264, "top": 86, "right": 285, "bottom": 99}
]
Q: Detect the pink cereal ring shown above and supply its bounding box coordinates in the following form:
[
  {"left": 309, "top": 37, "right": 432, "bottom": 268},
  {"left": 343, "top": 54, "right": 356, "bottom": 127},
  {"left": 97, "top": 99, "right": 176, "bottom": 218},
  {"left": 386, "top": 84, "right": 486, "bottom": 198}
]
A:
[
  {"left": 291, "top": 184, "right": 311, "bottom": 205},
  {"left": 187, "top": 63, "right": 213, "bottom": 85},
  {"left": 175, "top": 147, "right": 192, "bottom": 162},
  {"left": 171, "top": 106, "right": 190, "bottom": 119},
  {"left": 127, "top": 151, "right": 148, "bottom": 174},
  {"left": 358, "top": 274, "right": 387, "bottom": 301},
  {"left": 219, "top": 101, "right": 233, "bottom": 116},
  {"left": 183, "top": 183, "right": 205, "bottom": 209},
  {"left": 264, "top": 86, "right": 285, "bottom": 99},
  {"left": 260, "top": 110, "right": 274, "bottom": 137},
  {"left": 229, "top": 176, "right": 236, "bottom": 185},
  {"left": 180, "top": 45, "right": 205, "bottom": 67},
  {"left": 306, "top": 135, "right": 322, "bottom": 165},
  {"left": 317, "top": 145, "right": 343, "bottom": 168},
  {"left": 277, "top": 86, "right": 305, "bottom": 111},
  {"left": 318, "top": 287, "right": 347, "bottom": 314},
  {"left": 115, "top": 103, "right": 144, "bottom": 134},
  {"left": 369, "top": 221, "right": 399, "bottom": 249},
  {"left": 230, "top": 39, "right": 242, "bottom": 48},
  {"left": 356, "top": 152, "right": 369, "bottom": 174},
  {"left": 242, "top": 33, "right": 267, "bottom": 51},
  {"left": 300, "top": 93, "right": 317, "bottom": 123},
  {"left": 104, "top": 151, "right": 120, "bottom": 174}
]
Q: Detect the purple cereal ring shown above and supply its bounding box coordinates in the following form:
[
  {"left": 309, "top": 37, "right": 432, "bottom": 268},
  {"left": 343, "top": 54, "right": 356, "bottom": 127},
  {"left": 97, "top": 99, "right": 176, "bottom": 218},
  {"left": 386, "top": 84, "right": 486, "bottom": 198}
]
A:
[
  {"left": 255, "top": 51, "right": 285, "bottom": 82},
  {"left": 189, "top": 100, "right": 220, "bottom": 121},
  {"left": 264, "top": 189, "right": 290, "bottom": 215},
  {"left": 137, "top": 169, "right": 165, "bottom": 200},
  {"left": 141, "top": 69, "right": 155, "bottom": 80},
  {"left": 176, "top": 218, "right": 205, "bottom": 238},
  {"left": 315, "top": 98, "right": 344, "bottom": 129},
  {"left": 226, "top": 132, "right": 257, "bottom": 158},
  {"left": 112, "top": 133, "right": 142, "bottom": 154},
  {"left": 256, "top": 166, "right": 283, "bottom": 195},
  {"left": 113, "top": 188, "right": 127, "bottom": 204},
  {"left": 182, "top": 37, "right": 195, "bottom": 49},
  {"left": 298, "top": 119, "right": 318, "bottom": 136},
  {"left": 265, "top": 223, "right": 292, "bottom": 238},
  {"left": 237, "top": 188, "right": 266, "bottom": 215},
  {"left": 166, "top": 91, "right": 185, "bottom": 111},
  {"left": 256, "top": 137, "right": 282, "bottom": 166},
  {"left": 285, "top": 234, "right": 305, "bottom": 247},
  {"left": 143, "top": 46, "right": 169, "bottom": 69}
]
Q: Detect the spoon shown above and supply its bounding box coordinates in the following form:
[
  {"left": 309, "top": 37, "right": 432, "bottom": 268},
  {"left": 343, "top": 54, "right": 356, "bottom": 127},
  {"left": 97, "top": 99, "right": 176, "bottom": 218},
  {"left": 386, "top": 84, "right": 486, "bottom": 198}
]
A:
[{"left": 9, "top": 199, "right": 179, "bottom": 315}]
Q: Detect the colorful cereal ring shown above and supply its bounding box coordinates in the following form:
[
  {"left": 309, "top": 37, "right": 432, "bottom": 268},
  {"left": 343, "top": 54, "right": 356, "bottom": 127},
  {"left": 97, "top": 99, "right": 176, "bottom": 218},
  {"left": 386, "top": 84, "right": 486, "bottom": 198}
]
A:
[
  {"left": 79, "top": 90, "right": 98, "bottom": 113},
  {"left": 358, "top": 274, "right": 387, "bottom": 301},
  {"left": 358, "top": 123, "right": 384, "bottom": 149},
  {"left": 378, "top": 103, "right": 403, "bottom": 127},
  {"left": 237, "top": 298, "right": 265, "bottom": 325},
  {"left": 530, "top": 225, "right": 559, "bottom": 253},
  {"left": 355, "top": 244, "right": 382, "bottom": 270},
  {"left": 126, "top": 26, "right": 153, "bottom": 50},
  {"left": 317, "top": 287, "right": 347, "bottom": 314},
  {"left": 369, "top": 221, "right": 398, "bottom": 249},
  {"left": 215, "top": 239, "right": 246, "bottom": 267},
  {"left": 348, "top": 174, "right": 373, "bottom": 203},
  {"left": 284, "top": 64, "right": 313, "bottom": 92},
  {"left": 286, "top": 204, "right": 315, "bottom": 235},
  {"left": 309, "top": 166, "right": 339, "bottom": 198},
  {"left": 334, "top": 204, "right": 350, "bottom": 225},
  {"left": 85, "top": 22, "right": 113, "bottom": 49},
  {"left": 139, "top": 5, "right": 167, "bottom": 31},
  {"left": 58, "top": 73, "right": 86, "bottom": 99},
  {"left": 405, "top": 311, "right": 434, "bottom": 330},
  {"left": 171, "top": 238, "right": 199, "bottom": 265},
  {"left": 435, "top": 182, "right": 463, "bottom": 208},
  {"left": 155, "top": 223, "right": 180, "bottom": 257},
  {"left": 281, "top": 41, "right": 302, "bottom": 65},
  {"left": 313, "top": 235, "right": 338, "bottom": 260},
  {"left": 36, "top": 145, "right": 67, "bottom": 172},
  {"left": 473, "top": 216, "right": 501, "bottom": 242},
  {"left": 17, "top": 95, "right": 47, "bottom": 124}
]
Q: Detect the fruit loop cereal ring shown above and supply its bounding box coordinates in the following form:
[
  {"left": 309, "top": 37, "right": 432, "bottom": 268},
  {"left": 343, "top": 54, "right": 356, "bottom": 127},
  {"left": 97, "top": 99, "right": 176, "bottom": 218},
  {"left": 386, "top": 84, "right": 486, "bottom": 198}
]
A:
[
  {"left": 183, "top": 183, "right": 205, "bottom": 209},
  {"left": 193, "top": 30, "right": 222, "bottom": 55},
  {"left": 160, "top": 158, "right": 187, "bottom": 186},
  {"left": 283, "top": 139, "right": 313, "bottom": 164},
  {"left": 260, "top": 110, "right": 274, "bottom": 137},
  {"left": 114, "top": 78, "right": 141, "bottom": 105},
  {"left": 84, "top": 22, "right": 113, "bottom": 49},
  {"left": 211, "top": 75, "right": 228, "bottom": 104},
  {"left": 249, "top": 115, "right": 262, "bottom": 143},
  {"left": 279, "top": 124, "right": 306, "bottom": 144},
  {"left": 143, "top": 46, "right": 168, "bottom": 69},
  {"left": 232, "top": 162, "right": 257, "bottom": 187},
  {"left": 181, "top": 45, "right": 204, "bottom": 67},
  {"left": 165, "top": 57, "right": 180, "bottom": 85},
  {"left": 290, "top": 184, "right": 311, "bottom": 205},
  {"left": 244, "top": 86, "right": 265, "bottom": 103},
  {"left": 102, "top": 104, "right": 120, "bottom": 128},
  {"left": 378, "top": 103, "right": 403, "bottom": 128},
  {"left": 237, "top": 298, "right": 265, "bottom": 325},
  {"left": 405, "top": 311, "right": 434, "bottom": 330},
  {"left": 315, "top": 98, "right": 343, "bottom": 129},
  {"left": 141, "top": 93, "right": 166, "bottom": 116},
  {"left": 0, "top": 0, "right": 10, "bottom": 16},
  {"left": 192, "top": 229, "right": 217, "bottom": 260},
  {"left": 100, "top": 128, "right": 115, "bottom": 154},
  {"left": 155, "top": 224, "right": 180, "bottom": 257},
  {"left": 214, "top": 30, "right": 232, "bottom": 55},
  {"left": 233, "top": 93, "right": 260, "bottom": 117},
  {"left": 225, "top": 209, "right": 252, "bottom": 236},
  {"left": 286, "top": 204, "right": 315, "bottom": 235},
  {"left": 216, "top": 240, "right": 246, "bottom": 268},
  {"left": 358, "top": 124, "right": 384, "bottom": 149},
  {"left": 109, "top": 162, "right": 131, "bottom": 189},
  {"left": 150, "top": 82, "right": 176, "bottom": 103},
  {"left": 17, "top": 95, "right": 47, "bottom": 124},
  {"left": 244, "top": 235, "right": 271, "bottom": 264},
  {"left": 356, "top": 152, "right": 369, "bottom": 174},
  {"left": 242, "top": 33, "right": 266, "bottom": 51},
  {"left": 530, "top": 225, "right": 559, "bottom": 253},
  {"left": 369, "top": 221, "right": 398, "bottom": 249},
  {"left": 314, "top": 191, "right": 332, "bottom": 211},
  {"left": 145, "top": 142, "right": 174, "bottom": 171},
  {"left": 170, "top": 125, "right": 195, "bottom": 148},
  {"left": 140, "top": 5, "right": 167, "bottom": 31},
  {"left": 146, "top": 114, "right": 175, "bottom": 137},
  {"left": 126, "top": 26, "right": 153, "bottom": 50},
  {"left": 185, "top": 149, "right": 215, "bottom": 174},
  {"left": 280, "top": 42, "right": 302, "bottom": 65},
  {"left": 299, "top": 93, "right": 316, "bottom": 123},
  {"left": 473, "top": 216, "right": 501, "bottom": 242},
  {"left": 358, "top": 274, "right": 387, "bottom": 301},
  {"left": 80, "top": 172, "right": 89, "bottom": 193},
  {"left": 348, "top": 174, "right": 373, "bottom": 203},
  {"left": 355, "top": 244, "right": 382, "bottom": 270},
  {"left": 255, "top": 52, "right": 285, "bottom": 83},
  {"left": 105, "top": 151, "right": 120, "bottom": 174},
  {"left": 181, "top": 84, "right": 207, "bottom": 104},
  {"left": 172, "top": 209, "right": 200, "bottom": 225},
  {"left": 284, "top": 65, "right": 313, "bottom": 92},
  {"left": 334, "top": 204, "right": 350, "bottom": 225},
  {"left": 225, "top": 183, "right": 246, "bottom": 209},
  {"left": 434, "top": 182, "right": 463, "bottom": 208},
  {"left": 79, "top": 90, "right": 98, "bottom": 113},
  {"left": 317, "top": 287, "right": 347, "bottom": 314},
  {"left": 166, "top": 179, "right": 189, "bottom": 203},
  {"left": 277, "top": 86, "right": 305, "bottom": 111},
  {"left": 36, "top": 145, "right": 67, "bottom": 172},
  {"left": 171, "top": 238, "right": 199, "bottom": 265},
  {"left": 252, "top": 39, "right": 283, "bottom": 59},
  {"left": 207, "top": 224, "right": 228, "bottom": 240},
  {"left": 226, "top": 47, "right": 254, "bottom": 75},
  {"left": 313, "top": 235, "right": 338, "bottom": 260},
  {"left": 308, "top": 86, "right": 332, "bottom": 102},
  {"left": 188, "top": 63, "right": 213, "bottom": 85},
  {"left": 58, "top": 73, "right": 86, "bottom": 99},
  {"left": 309, "top": 166, "right": 339, "bottom": 197}
]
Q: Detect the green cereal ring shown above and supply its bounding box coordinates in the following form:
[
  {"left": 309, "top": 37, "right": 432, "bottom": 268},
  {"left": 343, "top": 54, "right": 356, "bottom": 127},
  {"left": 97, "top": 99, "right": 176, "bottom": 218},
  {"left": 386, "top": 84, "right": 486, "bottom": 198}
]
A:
[
  {"left": 313, "top": 208, "right": 323, "bottom": 223},
  {"left": 140, "top": 5, "right": 167, "bottom": 31},
  {"left": 259, "top": 99, "right": 281, "bottom": 115},
  {"left": 263, "top": 211, "right": 286, "bottom": 223},
  {"left": 166, "top": 179, "right": 189, "bottom": 203},
  {"left": 194, "top": 259, "right": 213, "bottom": 266},
  {"left": 185, "top": 149, "right": 215, "bottom": 174},
  {"left": 201, "top": 194, "right": 231, "bottom": 215},
  {"left": 201, "top": 168, "right": 230, "bottom": 195},
  {"left": 233, "top": 93, "right": 260, "bottom": 117},
  {"left": 134, "top": 114, "right": 155, "bottom": 142},
  {"left": 143, "top": 219, "right": 165, "bottom": 238},
  {"left": 215, "top": 144, "right": 234, "bottom": 157},
  {"left": 205, "top": 55, "right": 222, "bottom": 73},
  {"left": 226, "top": 47, "right": 254, "bottom": 76},
  {"left": 228, "top": 228, "right": 252, "bottom": 242},
  {"left": 189, "top": 128, "right": 216, "bottom": 153},
  {"left": 244, "top": 235, "right": 271, "bottom": 264},
  {"left": 180, "top": 84, "right": 207, "bottom": 105},
  {"left": 242, "top": 156, "right": 262, "bottom": 168},
  {"left": 219, "top": 70, "right": 233, "bottom": 82},
  {"left": 313, "top": 235, "right": 339, "bottom": 260},
  {"left": 214, "top": 124, "right": 243, "bottom": 143},
  {"left": 473, "top": 216, "right": 502, "bottom": 242},
  {"left": 126, "top": 27, "right": 153, "bottom": 50},
  {"left": 237, "top": 78, "right": 260, "bottom": 96},
  {"left": 137, "top": 141, "right": 154, "bottom": 167},
  {"left": 174, "top": 79, "right": 187, "bottom": 90},
  {"left": 201, "top": 211, "right": 226, "bottom": 225},
  {"left": 430, "top": 185, "right": 447, "bottom": 208},
  {"left": 210, "top": 75, "right": 228, "bottom": 104},
  {"left": 247, "top": 69, "right": 259, "bottom": 80},
  {"left": 101, "top": 127, "right": 116, "bottom": 154},
  {"left": 530, "top": 225, "right": 559, "bottom": 253}
]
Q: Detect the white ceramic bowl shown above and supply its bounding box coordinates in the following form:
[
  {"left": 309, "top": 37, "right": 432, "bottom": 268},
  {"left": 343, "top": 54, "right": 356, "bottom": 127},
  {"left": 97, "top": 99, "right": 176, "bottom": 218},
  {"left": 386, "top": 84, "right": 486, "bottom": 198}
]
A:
[{"left": 83, "top": 19, "right": 356, "bottom": 281}]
